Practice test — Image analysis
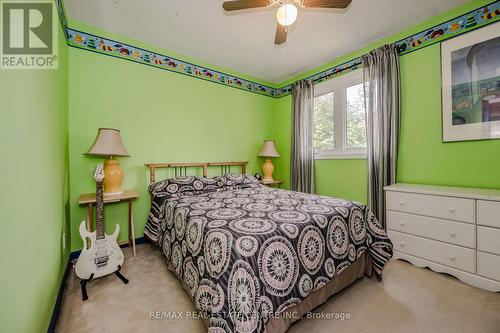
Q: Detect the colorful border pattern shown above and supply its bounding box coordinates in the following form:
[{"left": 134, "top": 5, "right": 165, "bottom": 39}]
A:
[
  {"left": 396, "top": 1, "right": 500, "bottom": 55},
  {"left": 56, "top": 0, "right": 499, "bottom": 98},
  {"left": 275, "top": 58, "right": 362, "bottom": 96},
  {"left": 55, "top": 0, "right": 68, "bottom": 38}
]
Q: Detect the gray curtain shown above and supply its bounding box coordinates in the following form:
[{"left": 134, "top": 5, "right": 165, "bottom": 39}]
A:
[
  {"left": 362, "top": 44, "right": 401, "bottom": 226},
  {"left": 291, "top": 80, "right": 314, "bottom": 193}
]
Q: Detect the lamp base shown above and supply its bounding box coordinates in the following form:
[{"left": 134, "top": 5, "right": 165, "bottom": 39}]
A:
[
  {"left": 262, "top": 158, "right": 275, "bottom": 182},
  {"left": 103, "top": 158, "right": 124, "bottom": 195}
]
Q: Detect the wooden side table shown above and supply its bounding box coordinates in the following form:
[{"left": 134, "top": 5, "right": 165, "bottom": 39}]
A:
[
  {"left": 78, "top": 190, "right": 139, "bottom": 256},
  {"left": 260, "top": 180, "right": 284, "bottom": 188}
]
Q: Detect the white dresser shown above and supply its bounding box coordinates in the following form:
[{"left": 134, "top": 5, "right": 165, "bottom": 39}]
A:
[{"left": 384, "top": 183, "right": 500, "bottom": 292}]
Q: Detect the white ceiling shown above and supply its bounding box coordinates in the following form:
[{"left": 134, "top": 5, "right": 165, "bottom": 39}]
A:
[{"left": 64, "top": 0, "right": 469, "bottom": 83}]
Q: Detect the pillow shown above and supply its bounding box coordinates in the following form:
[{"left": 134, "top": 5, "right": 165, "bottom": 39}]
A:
[
  {"left": 219, "top": 173, "right": 260, "bottom": 189},
  {"left": 148, "top": 176, "right": 223, "bottom": 198}
]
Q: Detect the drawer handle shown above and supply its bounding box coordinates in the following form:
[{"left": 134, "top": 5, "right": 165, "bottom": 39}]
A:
[
  {"left": 449, "top": 230, "right": 456, "bottom": 237},
  {"left": 448, "top": 254, "right": 456, "bottom": 261},
  {"left": 399, "top": 221, "right": 405, "bottom": 227},
  {"left": 448, "top": 207, "right": 455, "bottom": 213},
  {"left": 399, "top": 200, "right": 405, "bottom": 206},
  {"left": 399, "top": 241, "right": 405, "bottom": 247}
]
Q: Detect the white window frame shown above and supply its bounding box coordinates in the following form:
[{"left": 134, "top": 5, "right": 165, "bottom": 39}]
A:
[{"left": 314, "top": 69, "right": 367, "bottom": 160}]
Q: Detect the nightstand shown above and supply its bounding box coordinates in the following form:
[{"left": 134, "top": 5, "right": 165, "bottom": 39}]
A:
[
  {"left": 260, "top": 180, "right": 284, "bottom": 188},
  {"left": 78, "top": 190, "right": 139, "bottom": 256}
]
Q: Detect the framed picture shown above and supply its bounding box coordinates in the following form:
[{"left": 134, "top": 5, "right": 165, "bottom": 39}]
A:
[{"left": 441, "top": 22, "right": 500, "bottom": 142}]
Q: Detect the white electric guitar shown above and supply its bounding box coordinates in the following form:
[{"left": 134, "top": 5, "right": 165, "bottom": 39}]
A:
[{"left": 75, "top": 164, "right": 125, "bottom": 282}]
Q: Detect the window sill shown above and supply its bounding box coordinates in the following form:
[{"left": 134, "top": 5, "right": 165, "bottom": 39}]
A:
[{"left": 315, "top": 153, "right": 366, "bottom": 160}]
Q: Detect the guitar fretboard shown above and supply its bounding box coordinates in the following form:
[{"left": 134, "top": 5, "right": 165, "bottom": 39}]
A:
[{"left": 96, "top": 181, "right": 105, "bottom": 240}]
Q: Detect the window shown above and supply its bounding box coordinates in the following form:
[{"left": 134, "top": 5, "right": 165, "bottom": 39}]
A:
[
  {"left": 313, "top": 70, "right": 367, "bottom": 159},
  {"left": 346, "top": 83, "right": 367, "bottom": 149},
  {"left": 313, "top": 92, "right": 335, "bottom": 151}
]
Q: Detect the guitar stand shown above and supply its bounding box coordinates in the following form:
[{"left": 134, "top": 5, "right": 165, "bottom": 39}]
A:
[
  {"left": 80, "top": 273, "right": 94, "bottom": 301},
  {"left": 80, "top": 265, "right": 129, "bottom": 301},
  {"left": 114, "top": 265, "right": 129, "bottom": 284}
]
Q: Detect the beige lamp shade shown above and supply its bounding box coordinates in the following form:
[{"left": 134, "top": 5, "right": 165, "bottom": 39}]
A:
[
  {"left": 258, "top": 140, "right": 280, "bottom": 158},
  {"left": 85, "top": 128, "right": 130, "bottom": 157}
]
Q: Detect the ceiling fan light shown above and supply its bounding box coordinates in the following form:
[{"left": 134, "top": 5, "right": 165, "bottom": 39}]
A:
[{"left": 276, "top": 4, "right": 297, "bottom": 26}]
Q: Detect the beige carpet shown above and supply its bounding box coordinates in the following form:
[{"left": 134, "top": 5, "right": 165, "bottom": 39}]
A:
[{"left": 56, "top": 243, "right": 500, "bottom": 333}]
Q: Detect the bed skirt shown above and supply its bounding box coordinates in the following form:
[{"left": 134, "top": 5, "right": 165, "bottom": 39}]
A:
[
  {"left": 265, "top": 251, "right": 371, "bottom": 333},
  {"left": 176, "top": 251, "right": 372, "bottom": 333}
]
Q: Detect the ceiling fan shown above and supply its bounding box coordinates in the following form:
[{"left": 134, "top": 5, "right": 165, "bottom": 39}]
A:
[{"left": 222, "top": 0, "right": 352, "bottom": 45}]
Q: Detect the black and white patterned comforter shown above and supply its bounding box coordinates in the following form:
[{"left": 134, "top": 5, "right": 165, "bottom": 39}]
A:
[{"left": 145, "top": 175, "right": 393, "bottom": 333}]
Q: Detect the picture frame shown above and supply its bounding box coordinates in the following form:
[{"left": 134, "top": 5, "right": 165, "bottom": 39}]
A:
[{"left": 441, "top": 22, "right": 500, "bottom": 142}]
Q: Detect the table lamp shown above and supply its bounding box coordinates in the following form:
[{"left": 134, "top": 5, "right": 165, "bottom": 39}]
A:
[
  {"left": 85, "top": 128, "right": 130, "bottom": 196},
  {"left": 258, "top": 140, "right": 280, "bottom": 182}
]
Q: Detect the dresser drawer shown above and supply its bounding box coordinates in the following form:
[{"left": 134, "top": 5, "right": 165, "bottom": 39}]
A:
[
  {"left": 387, "top": 211, "right": 475, "bottom": 248},
  {"left": 386, "top": 191, "right": 474, "bottom": 223},
  {"left": 477, "top": 252, "right": 500, "bottom": 282},
  {"left": 477, "top": 200, "right": 500, "bottom": 228},
  {"left": 388, "top": 230, "right": 475, "bottom": 273},
  {"left": 477, "top": 226, "right": 500, "bottom": 255}
]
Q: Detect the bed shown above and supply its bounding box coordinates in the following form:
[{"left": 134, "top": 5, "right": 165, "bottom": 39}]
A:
[{"left": 144, "top": 161, "right": 393, "bottom": 333}]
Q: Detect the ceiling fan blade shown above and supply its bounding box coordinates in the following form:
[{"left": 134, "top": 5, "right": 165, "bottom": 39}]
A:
[
  {"left": 222, "top": 0, "right": 270, "bottom": 11},
  {"left": 303, "top": 0, "right": 351, "bottom": 8},
  {"left": 274, "top": 24, "right": 287, "bottom": 45}
]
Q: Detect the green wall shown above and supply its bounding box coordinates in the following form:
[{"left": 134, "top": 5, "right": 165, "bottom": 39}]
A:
[
  {"left": 273, "top": 0, "right": 499, "bottom": 204},
  {"left": 68, "top": 47, "right": 276, "bottom": 251},
  {"left": 0, "top": 7, "right": 70, "bottom": 332},
  {"left": 269, "top": 95, "right": 292, "bottom": 189},
  {"left": 315, "top": 159, "right": 368, "bottom": 202},
  {"left": 397, "top": 44, "right": 500, "bottom": 188}
]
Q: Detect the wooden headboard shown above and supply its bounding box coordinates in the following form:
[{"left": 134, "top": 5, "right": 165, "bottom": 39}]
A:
[{"left": 144, "top": 161, "right": 248, "bottom": 184}]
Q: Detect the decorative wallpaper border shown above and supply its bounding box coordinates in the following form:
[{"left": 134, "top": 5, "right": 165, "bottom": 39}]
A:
[
  {"left": 275, "top": 58, "right": 363, "bottom": 96},
  {"left": 396, "top": 1, "right": 499, "bottom": 55},
  {"left": 55, "top": 0, "right": 68, "bottom": 38},
  {"left": 56, "top": 0, "right": 499, "bottom": 99}
]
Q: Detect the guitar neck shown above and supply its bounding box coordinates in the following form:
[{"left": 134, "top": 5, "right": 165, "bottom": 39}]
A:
[{"left": 96, "top": 181, "right": 105, "bottom": 240}]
